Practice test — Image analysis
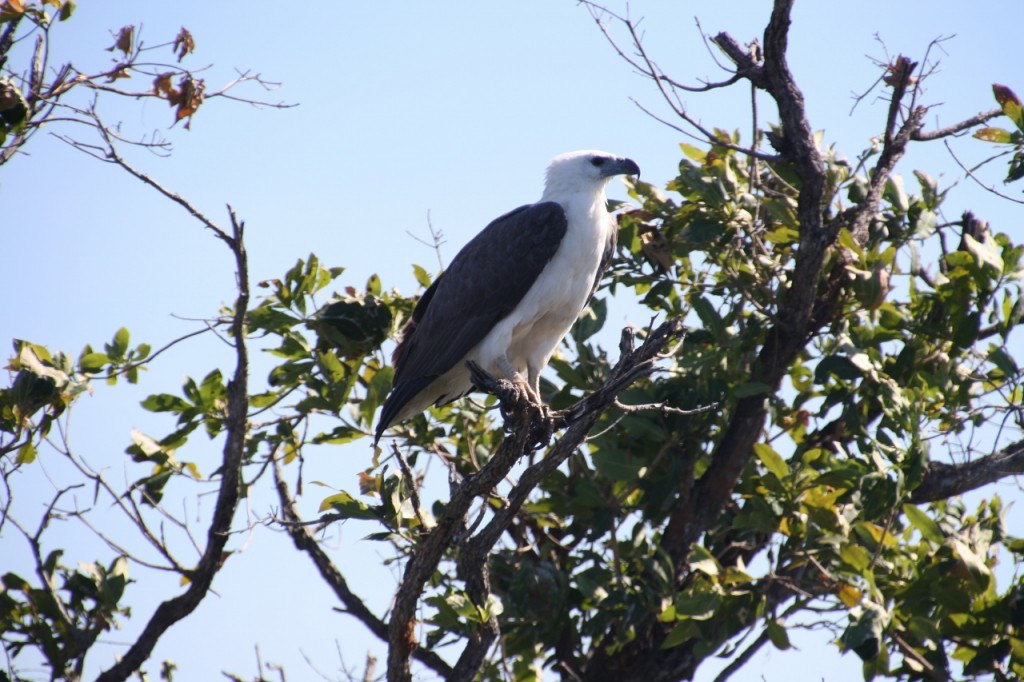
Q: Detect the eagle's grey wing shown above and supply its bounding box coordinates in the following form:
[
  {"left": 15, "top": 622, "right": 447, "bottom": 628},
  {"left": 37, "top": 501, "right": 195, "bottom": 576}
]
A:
[
  {"left": 588, "top": 220, "right": 618, "bottom": 300},
  {"left": 376, "top": 201, "right": 567, "bottom": 437}
]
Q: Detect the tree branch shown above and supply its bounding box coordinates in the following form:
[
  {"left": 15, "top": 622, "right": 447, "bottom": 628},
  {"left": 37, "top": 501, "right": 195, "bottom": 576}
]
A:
[
  {"left": 386, "top": 319, "right": 681, "bottom": 682},
  {"left": 95, "top": 210, "right": 249, "bottom": 682},
  {"left": 271, "top": 455, "right": 455, "bottom": 679},
  {"left": 912, "top": 107, "right": 1003, "bottom": 141},
  {"left": 911, "top": 438, "right": 1024, "bottom": 503},
  {"left": 662, "top": 0, "right": 829, "bottom": 568}
]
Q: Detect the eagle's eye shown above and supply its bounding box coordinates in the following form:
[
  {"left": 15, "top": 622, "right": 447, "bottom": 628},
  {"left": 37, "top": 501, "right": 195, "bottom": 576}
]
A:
[{"left": 590, "top": 157, "right": 607, "bottom": 167}]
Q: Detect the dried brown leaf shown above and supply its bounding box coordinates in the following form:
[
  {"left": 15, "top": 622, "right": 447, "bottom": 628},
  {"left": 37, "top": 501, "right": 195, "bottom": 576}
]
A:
[
  {"left": 883, "top": 55, "right": 917, "bottom": 87},
  {"left": 152, "top": 72, "right": 176, "bottom": 99},
  {"left": 0, "top": 0, "right": 25, "bottom": 20},
  {"left": 173, "top": 75, "right": 204, "bottom": 128},
  {"left": 107, "top": 25, "right": 134, "bottom": 58},
  {"left": 173, "top": 27, "right": 195, "bottom": 63},
  {"left": 640, "top": 227, "right": 674, "bottom": 270},
  {"left": 105, "top": 67, "right": 132, "bottom": 83}
]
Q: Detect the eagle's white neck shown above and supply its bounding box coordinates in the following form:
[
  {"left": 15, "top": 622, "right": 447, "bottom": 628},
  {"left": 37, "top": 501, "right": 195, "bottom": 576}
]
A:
[{"left": 540, "top": 176, "right": 613, "bottom": 205}]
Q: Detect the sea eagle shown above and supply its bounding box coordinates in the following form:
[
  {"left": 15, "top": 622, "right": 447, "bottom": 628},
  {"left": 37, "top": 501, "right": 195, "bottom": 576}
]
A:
[{"left": 374, "top": 150, "right": 640, "bottom": 443}]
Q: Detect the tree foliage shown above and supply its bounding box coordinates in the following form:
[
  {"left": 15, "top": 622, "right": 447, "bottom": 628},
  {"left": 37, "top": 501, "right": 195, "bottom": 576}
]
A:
[{"left": 3, "top": 1, "right": 1024, "bottom": 681}]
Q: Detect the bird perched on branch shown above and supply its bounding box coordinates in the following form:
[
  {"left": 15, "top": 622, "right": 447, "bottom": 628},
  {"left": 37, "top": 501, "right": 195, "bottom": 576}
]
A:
[{"left": 374, "top": 150, "right": 640, "bottom": 443}]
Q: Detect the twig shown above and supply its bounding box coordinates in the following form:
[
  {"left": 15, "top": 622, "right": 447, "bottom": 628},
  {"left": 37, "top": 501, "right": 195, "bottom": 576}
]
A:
[
  {"left": 712, "top": 628, "right": 771, "bottom": 682},
  {"left": 391, "top": 442, "right": 428, "bottom": 530},
  {"left": 613, "top": 399, "right": 718, "bottom": 417},
  {"left": 912, "top": 107, "right": 1002, "bottom": 141},
  {"left": 892, "top": 631, "right": 944, "bottom": 681},
  {"left": 943, "top": 139, "right": 1024, "bottom": 205}
]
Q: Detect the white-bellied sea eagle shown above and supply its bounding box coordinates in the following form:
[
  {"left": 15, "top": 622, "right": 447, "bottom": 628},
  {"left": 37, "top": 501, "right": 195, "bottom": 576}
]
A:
[{"left": 374, "top": 150, "right": 640, "bottom": 443}]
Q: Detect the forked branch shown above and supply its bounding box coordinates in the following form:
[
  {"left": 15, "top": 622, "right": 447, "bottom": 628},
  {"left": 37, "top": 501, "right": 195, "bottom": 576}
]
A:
[{"left": 386, "top": 318, "right": 682, "bottom": 682}]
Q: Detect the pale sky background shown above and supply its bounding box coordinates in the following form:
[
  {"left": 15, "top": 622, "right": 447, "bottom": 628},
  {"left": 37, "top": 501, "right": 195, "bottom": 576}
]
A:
[{"left": 2, "top": 1, "right": 1023, "bottom": 681}]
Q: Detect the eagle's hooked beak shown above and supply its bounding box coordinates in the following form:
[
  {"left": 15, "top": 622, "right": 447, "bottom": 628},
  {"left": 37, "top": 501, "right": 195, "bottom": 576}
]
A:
[{"left": 602, "top": 156, "right": 641, "bottom": 180}]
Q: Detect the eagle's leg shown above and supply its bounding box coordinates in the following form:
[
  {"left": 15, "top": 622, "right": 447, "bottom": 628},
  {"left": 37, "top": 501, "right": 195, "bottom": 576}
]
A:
[{"left": 497, "top": 356, "right": 541, "bottom": 405}]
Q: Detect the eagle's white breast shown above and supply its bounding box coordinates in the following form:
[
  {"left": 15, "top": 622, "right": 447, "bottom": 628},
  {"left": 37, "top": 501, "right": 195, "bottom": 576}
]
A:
[{"left": 476, "top": 193, "right": 613, "bottom": 381}]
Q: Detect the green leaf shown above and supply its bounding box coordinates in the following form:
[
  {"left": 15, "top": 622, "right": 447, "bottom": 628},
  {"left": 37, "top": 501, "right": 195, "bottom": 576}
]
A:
[
  {"left": 412, "top": 264, "right": 432, "bottom": 288},
  {"left": 691, "top": 295, "right": 726, "bottom": 340},
  {"left": 78, "top": 352, "right": 111, "bottom": 374},
  {"left": 987, "top": 345, "right": 1018, "bottom": 377},
  {"left": 841, "top": 602, "right": 889, "bottom": 661},
  {"left": 753, "top": 442, "right": 788, "bottom": 479},
  {"left": 678, "top": 142, "right": 706, "bottom": 163},
  {"left": 673, "top": 588, "right": 721, "bottom": 621},
  {"left": 902, "top": 503, "right": 944, "bottom": 545},
  {"left": 249, "top": 391, "right": 280, "bottom": 409},
  {"left": 140, "top": 393, "right": 190, "bottom": 413},
  {"left": 766, "top": 619, "right": 791, "bottom": 650},
  {"left": 951, "top": 538, "right": 993, "bottom": 590},
  {"left": 1006, "top": 150, "right": 1024, "bottom": 183},
  {"left": 763, "top": 226, "right": 799, "bottom": 244},
  {"left": 687, "top": 545, "right": 720, "bottom": 577},
  {"left": 312, "top": 425, "right": 365, "bottom": 445},
  {"left": 182, "top": 461, "right": 202, "bottom": 479},
  {"left": 446, "top": 592, "right": 485, "bottom": 623},
  {"left": 0, "top": 77, "right": 28, "bottom": 129},
  {"left": 884, "top": 174, "right": 909, "bottom": 213},
  {"left": 571, "top": 296, "right": 607, "bottom": 343},
  {"left": 963, "top": 233, "right": 1004, "bottom": 274},
  {"left": 815, "top": 355, "right": 863, "bottom": 382},
  {"left": 126, "top": 428, "right": 167, "bottom": 462},
  {"left": 913, "top": 170, "right": 939, "bottom": 208},
  {"left": 366, "top": 273, "right": 382, "bottom": 296},
  {"left": 59, "top": 0, "right": 75, "bottom": 20},
  {"left": 248, "top": 306, "right": 301, "bottom": 333},
  {"left": 591, "top": 443, "right": 642, "bottom": 481},
  {"left": 319, "top": 491, "right": 378, "bottom": 520},
  {"left": 973, "top": 127, "right": 1013, "bottom": 144},
  {"left": 109, "top": 327, "right": 130, "bottom": 359},
  {"left": 839, "top": 544, "right": 872, "bottom": 572},
  {"left": 660, "top": 620, "right": 698, "bottom": 649},
  {"left": 16, "top": 442, "right": 37, "bottom": 464},
  {"left": 993, "top": 83, "right": 1024, "bottom": 130},
  {"left": 311, "top": 297, "right": 392, "bottom": 358}
]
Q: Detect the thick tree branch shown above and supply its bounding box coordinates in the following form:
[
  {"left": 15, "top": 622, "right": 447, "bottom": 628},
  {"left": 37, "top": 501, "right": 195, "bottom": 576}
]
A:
[
  {"left": 912, "top": 438, "right": 1024, "bottom": 503},
  {"left": 662, "top": 0, "right": 829, "bottom": 568},
  {"left": 591, "top": 5, "right": 944, "bottom": 681},
  {"left": 710, "top": 32, "right": 767, "bottom": 89}
]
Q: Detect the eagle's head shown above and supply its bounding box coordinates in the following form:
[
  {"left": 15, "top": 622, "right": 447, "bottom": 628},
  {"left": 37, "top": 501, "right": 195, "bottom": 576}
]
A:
[{"left": 543, "top": 150, "right": 640, "bottom": 198}]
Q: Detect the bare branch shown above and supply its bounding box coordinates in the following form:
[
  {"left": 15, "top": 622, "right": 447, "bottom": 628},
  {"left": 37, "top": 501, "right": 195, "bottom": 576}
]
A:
[
  {"left": 80, "top": 105, "right": 235, "bottom": 246},
  {"left": 711, "top": 628, "right": 771, "bottom": 682},
  {"left": 912, "top": 107, "right": 1003, "bottom": 141},
  {"left": 95, "top": 207, "right": 250, "bottom": 682},
  {"left": 630, "top": 97, "right": 781, "bottom": 163},
  {"left": 943, "top": 139, "right": 1024, "bottom": 205}
]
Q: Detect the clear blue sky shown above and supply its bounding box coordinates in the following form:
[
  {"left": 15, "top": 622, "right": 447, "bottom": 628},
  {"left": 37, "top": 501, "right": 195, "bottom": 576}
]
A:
[{"left": 2, "top": 1, "right": 1022, "bottom": 680}]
